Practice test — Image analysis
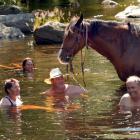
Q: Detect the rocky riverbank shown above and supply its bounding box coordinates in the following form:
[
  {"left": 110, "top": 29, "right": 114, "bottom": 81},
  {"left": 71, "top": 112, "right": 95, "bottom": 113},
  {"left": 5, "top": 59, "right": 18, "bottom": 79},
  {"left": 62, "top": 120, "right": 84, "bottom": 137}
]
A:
[{"left": 1, "top": 3, "right": 140, "bottom": 44}]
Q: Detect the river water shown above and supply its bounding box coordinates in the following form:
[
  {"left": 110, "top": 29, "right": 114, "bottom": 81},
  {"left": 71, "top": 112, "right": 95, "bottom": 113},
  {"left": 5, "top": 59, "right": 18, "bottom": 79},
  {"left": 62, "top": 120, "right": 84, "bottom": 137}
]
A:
[{"left": 0, "top": 0, "right": 140, "bottom": 140}]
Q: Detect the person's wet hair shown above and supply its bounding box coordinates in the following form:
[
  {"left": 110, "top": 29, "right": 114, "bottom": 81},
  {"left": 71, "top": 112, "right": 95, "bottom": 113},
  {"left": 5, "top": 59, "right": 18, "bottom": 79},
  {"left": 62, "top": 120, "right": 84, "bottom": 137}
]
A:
[
  {"left": 4, "top": 79, "right": 19, "bottom": 95},
  {"left": 126, "top": 75, "right": 140, "bottom": 85},
  {"left": 22, "top": 57, "right": 34, "bottom": 72}
]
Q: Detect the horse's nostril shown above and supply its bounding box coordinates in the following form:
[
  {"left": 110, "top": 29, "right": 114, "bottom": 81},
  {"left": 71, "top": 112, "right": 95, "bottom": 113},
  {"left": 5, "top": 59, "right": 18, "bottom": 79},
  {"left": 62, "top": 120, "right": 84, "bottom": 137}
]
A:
[{"left": 66, "top": 56, "right": 71, "bottom": 62}]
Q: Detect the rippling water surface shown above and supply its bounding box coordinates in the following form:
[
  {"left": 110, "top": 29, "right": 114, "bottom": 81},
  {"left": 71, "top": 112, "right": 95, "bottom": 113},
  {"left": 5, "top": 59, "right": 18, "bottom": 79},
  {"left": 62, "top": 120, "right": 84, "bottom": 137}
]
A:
[{"left": 0, "top": 0, "right": 140, "bottom": 139}]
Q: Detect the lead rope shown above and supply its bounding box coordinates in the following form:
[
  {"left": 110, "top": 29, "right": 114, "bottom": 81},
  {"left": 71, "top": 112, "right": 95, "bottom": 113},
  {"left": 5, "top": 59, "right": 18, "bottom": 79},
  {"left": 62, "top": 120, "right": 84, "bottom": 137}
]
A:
[
  {"left": 81, "top": 23, "right": 88, "bottom": 87},
  {"left": 65, "top": 23, "right": 88, "bottom": 88},
  {"left": 66, "top": 64, "right": 69, "bottom": 81},
  {"left": 65, "top": 59, "right": 85, "bottom": 89},
  {"left": 81, "top": 24, "right": 88, "bottom": 132},
  {"left": 69, "top": 61, "right": 84, "bottom": 88},
  {"left": 81, "top": 49, "right": 86, "bottom": 87}
]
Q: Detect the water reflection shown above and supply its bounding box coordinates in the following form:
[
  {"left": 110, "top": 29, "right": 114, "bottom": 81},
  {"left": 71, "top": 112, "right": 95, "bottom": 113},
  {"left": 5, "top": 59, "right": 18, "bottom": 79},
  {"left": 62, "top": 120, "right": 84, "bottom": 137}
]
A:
[
  {"left": 109, "top": 110, "right": 140, "bottom": 139},
  {"left": 0, "top": 36, "right": 121, "bottom": 139},
  {"left": 44, "top": 96, "right": 99, "bottom": 139},
  {"left": 0, "top": 107, "right": 22, "bottom": 139},
  {"left": 2, "top": 0, "right": 140, "bottom": 139}
]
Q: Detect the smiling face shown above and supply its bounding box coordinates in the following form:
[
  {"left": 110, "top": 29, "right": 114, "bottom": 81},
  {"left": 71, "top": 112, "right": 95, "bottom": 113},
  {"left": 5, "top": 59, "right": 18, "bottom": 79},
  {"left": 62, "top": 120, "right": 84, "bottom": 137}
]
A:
[
  {"left": 8, "top": 82, "right": 20, "bottom": 97},
  {"left": 51, "top": 76, "right": 65, "bottom": 89},
  {"left": 126, "top": 82, "right": 140, "bottom": 101},
  {"left": 5, "top": 79, "right": 20, "bottom": 99},
  {"left": 23, "top": 59, "right": 34, "bottom": 73}
]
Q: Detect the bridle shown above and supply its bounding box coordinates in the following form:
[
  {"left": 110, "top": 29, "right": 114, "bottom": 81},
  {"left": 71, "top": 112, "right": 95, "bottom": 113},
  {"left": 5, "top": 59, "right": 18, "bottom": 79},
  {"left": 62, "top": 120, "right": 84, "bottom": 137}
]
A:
[
  {"left": 61, "top": 21, "right": 89, "bottom": 62},
  {"left": 62, "top": 20, "right": 89, "bottom": 87}
]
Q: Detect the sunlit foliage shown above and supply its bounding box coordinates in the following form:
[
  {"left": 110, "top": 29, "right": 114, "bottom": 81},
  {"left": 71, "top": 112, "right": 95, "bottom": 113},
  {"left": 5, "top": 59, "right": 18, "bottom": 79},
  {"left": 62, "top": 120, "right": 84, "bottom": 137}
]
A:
[
  {"left": 33, "top": 7, "right": 72, "bottom": 30},
  {"left": 0, "top": 0, "right": 19, "bottom": 5}
]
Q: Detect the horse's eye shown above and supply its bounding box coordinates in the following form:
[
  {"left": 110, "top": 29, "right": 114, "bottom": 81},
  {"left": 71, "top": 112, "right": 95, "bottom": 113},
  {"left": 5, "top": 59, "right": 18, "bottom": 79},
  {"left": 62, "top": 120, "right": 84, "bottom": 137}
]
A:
[{"left": 75, "top": 35, "right": 80, "bottom": 42}]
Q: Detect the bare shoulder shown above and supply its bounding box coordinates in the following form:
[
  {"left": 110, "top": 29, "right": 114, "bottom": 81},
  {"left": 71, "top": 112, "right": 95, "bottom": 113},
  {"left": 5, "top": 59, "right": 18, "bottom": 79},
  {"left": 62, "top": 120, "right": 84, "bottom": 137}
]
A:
[
  {"left": 0, "top": 96, "right": 11, "bottom": 106},
  {"left": 119, "top": 93, "right": 131, "bottom": 107},
  {"left": 119, "top": 93, "right": 132, "bottom": 112},
  {"left": 0, "top": 97, "right": 9, "bottom": 102},
  {"left": 65, "top": 84, "right": 87, "bottom": 97},
  {"left": 119, "top": 93, "right": 131, "bottom": 103},
  {"left": 121, "top": 93, "right": 130, "bottom": 99},
  {"left": 67, "top": 84, "right": 87, "bottom": 91}
]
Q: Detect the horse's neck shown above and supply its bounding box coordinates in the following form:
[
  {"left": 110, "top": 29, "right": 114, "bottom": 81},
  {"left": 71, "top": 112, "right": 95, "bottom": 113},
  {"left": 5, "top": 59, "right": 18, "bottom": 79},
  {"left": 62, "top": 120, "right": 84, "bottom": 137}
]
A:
[
  {"left": 88, "top": 36, "right": 119, "bottom": 61},
  {"left": 87, "top": 21, "right": 123, "bottom": 62},
  {"left": 86, "top": 21, "right": 130, "bottom": 80}
]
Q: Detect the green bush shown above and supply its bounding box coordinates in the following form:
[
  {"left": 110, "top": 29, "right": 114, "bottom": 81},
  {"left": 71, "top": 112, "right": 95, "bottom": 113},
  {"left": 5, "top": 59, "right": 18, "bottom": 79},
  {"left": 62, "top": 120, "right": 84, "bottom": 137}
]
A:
[
  {"left": 33, "top": 8, "right": 71, "bottom": 30},
  {"left": 0, "top": 0, "right": 19, "bottom": 5}
]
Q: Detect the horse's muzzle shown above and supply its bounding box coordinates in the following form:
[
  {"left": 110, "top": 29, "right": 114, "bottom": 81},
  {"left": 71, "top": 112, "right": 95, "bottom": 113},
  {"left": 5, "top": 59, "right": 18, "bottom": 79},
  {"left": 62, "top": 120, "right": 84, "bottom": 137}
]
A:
[
  {"left": 58, "top": 55, "right": 72, "bottom": 64},
  {"left": 58, "top": 49, "right": 71, "bottom": 64}
]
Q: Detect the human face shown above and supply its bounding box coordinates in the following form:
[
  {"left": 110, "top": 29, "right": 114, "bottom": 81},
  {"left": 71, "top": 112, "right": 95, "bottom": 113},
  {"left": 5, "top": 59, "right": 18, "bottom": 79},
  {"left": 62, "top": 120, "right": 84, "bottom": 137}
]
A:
[
  {"left": 51, "top": 76, "right": 65, "bottom": 88},
  {"left": 24, "top": 60, "right": 34, "bottom": 72},
  {"left": 8, "top": 82, "right": 20, "bottom": 97},
  {"left": 126, "top": 82, "right": 140, "bottom": 101}
]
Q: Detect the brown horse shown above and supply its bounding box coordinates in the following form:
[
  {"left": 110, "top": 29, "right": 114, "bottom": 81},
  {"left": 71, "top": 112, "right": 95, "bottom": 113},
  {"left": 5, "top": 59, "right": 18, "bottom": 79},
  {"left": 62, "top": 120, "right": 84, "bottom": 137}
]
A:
[{"left": 58, "top": 15, "right": 140, "bottom": 81}]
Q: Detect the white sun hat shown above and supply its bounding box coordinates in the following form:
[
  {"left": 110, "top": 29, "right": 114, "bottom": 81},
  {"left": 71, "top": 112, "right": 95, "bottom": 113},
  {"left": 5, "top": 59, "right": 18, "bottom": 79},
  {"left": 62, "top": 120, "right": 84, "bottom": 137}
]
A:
[
  {"left": 44, "top": 68, "right": 63, "bottom": 84},
  {"left": 50, "top": 68, "right": 62, "bottom": 79}
]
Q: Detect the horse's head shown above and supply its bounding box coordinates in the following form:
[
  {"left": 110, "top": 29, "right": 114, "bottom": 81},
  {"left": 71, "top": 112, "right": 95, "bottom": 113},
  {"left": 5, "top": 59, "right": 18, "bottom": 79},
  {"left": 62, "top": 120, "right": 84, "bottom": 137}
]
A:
[{"left": 58, "top": 15, "right": 87, "bottom": 64}]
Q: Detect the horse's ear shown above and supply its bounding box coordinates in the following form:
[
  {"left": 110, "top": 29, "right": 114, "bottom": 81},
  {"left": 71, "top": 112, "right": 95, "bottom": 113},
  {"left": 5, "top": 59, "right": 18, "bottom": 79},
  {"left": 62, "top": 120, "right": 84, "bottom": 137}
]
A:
[
  {"left": 127, "top": 22, "right": 131, "bottom": 29},
  {"left": 75, "top": 14, "right": 83, "bottom": 27}
]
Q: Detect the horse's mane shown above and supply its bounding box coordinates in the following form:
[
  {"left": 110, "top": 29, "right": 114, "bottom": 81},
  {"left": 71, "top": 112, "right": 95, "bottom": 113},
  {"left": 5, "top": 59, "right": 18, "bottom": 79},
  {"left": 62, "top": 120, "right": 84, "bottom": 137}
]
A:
[
  {"left": 89, "top": 19, "right": 140, "bottom": 37},
  {"left": 64, "top": 17, "right": 78, "bottom": 36},
  {"left": 65, "top": 17, "right": 140, "bottom": 39},
  {"left": 127, "top": 23, "right": 140, "bottom": 36}
]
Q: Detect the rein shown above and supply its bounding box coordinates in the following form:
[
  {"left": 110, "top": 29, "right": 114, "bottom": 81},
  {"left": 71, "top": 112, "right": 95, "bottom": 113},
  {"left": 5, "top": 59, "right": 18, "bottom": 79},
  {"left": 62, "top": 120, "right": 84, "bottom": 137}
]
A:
[
  {"left": 67, "top": 22, "right": 89, "bottom": 87},
  {"left": 80, "top": 23, "right": 88, "bottom": 87}
]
